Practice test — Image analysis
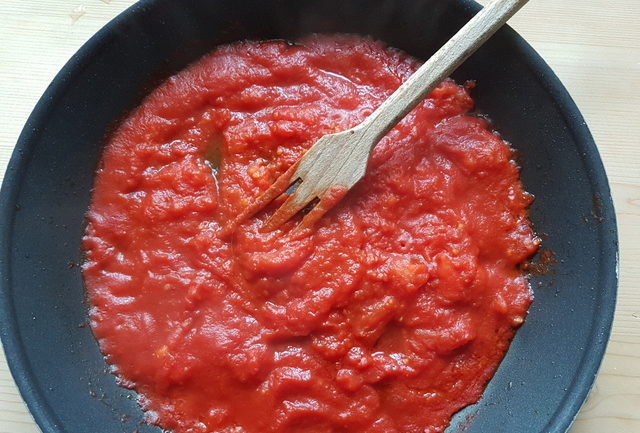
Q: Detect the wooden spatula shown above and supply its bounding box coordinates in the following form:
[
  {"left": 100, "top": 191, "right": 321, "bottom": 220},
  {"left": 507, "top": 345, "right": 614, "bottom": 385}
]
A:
[{"left": 233, "top": 0, "right": 529, "bottom": 234}]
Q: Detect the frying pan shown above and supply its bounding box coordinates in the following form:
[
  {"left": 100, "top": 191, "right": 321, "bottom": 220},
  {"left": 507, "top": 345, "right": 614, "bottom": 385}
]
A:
[{"left": 0, "top": 0, "right": 618, "bottom": 432}]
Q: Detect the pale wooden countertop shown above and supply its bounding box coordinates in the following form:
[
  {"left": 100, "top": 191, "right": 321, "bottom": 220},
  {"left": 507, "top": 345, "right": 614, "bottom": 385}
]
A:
[{"left": 0, "top": 0, "right": 638, "bottom": 432}]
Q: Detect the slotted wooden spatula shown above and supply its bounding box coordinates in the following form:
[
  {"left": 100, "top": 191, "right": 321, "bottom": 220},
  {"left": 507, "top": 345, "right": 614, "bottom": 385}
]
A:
[{"left": 232, "top": 0, "right": 529, "bottom": 234}]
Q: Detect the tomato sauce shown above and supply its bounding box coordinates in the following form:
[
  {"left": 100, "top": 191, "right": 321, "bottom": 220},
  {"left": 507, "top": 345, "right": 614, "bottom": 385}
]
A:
[{"left": 83, "top": 35, "right": 539, "bottom": 433}]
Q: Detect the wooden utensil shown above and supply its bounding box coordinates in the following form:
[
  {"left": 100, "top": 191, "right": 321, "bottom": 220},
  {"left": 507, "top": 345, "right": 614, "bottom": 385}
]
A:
[{"left": 235, "top": 0, "right": 529, "bottom": 233}]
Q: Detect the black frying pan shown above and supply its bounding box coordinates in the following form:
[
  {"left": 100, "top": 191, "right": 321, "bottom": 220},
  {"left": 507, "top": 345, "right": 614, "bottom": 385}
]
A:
[{"left": 0, "top": 1, "right": 617, "bottom": 432}]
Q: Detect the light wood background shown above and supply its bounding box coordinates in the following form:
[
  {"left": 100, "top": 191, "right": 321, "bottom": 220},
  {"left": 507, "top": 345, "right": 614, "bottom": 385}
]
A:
[{"left": 0, "top": 0, "right": 638, "bottom": 432}]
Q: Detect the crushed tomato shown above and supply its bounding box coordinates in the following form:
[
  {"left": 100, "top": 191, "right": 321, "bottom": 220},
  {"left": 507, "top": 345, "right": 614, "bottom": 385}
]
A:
[{"left": 83, "top": 35, "right": 539, "bottom": 433}]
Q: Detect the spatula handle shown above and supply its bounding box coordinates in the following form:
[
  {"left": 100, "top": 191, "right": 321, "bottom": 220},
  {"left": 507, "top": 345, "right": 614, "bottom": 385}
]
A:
[{"left": 360, "top": 0, "right": 529, "bottom": 146}]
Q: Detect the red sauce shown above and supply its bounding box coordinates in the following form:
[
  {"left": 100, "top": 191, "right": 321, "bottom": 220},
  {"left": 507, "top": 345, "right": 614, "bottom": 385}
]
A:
[{"left": 83, "top": 35, "right": 539, "bottom": 433}]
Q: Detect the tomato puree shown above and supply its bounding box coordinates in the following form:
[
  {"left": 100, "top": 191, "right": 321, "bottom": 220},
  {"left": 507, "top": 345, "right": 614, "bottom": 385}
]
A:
[{"left": 83, "top": 35, "right": 539, "bottom": 433}]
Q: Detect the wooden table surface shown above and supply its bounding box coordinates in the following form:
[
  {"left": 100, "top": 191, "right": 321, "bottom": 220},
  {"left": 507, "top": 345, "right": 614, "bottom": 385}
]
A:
[{"left": 1, "top": 0, "right": 638, "bottom": 432}]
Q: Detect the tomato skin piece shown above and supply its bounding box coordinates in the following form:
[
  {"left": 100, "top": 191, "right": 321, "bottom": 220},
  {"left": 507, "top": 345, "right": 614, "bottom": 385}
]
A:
[{"left": 83, "top": 35, "right": 537, "bottom": 433}]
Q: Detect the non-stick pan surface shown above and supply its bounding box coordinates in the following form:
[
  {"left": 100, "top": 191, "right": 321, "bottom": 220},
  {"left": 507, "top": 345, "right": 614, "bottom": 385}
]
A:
[{"left": 0, "top": 1, "right": 617, "bottom": 432}]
